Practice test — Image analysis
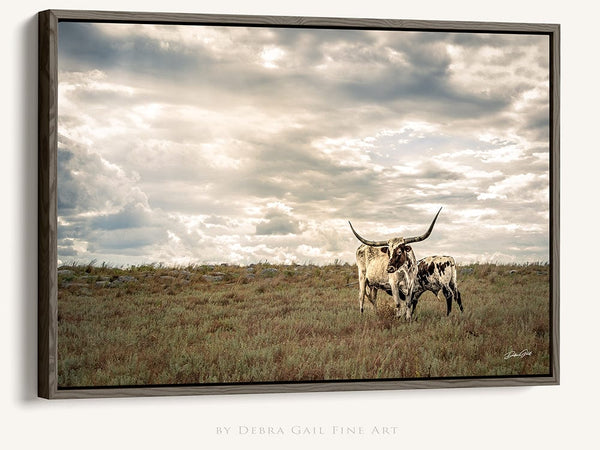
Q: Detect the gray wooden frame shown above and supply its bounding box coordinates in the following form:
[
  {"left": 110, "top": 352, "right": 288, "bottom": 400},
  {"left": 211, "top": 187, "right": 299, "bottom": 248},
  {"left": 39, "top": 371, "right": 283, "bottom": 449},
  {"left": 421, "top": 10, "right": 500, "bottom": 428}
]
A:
[{"left": 38, "top": 9, "right": 560, "bottom": 399}]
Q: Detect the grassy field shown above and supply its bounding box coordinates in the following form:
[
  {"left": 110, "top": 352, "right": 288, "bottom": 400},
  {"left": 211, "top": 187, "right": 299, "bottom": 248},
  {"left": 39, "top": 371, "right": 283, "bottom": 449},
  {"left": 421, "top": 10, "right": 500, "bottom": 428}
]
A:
[{"left": 57, "top": 262, "right": 551, "bottom": 387}]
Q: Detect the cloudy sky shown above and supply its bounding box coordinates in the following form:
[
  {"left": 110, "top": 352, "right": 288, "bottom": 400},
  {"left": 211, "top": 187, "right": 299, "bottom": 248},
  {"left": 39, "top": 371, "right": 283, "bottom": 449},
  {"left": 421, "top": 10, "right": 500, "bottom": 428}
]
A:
[{"left": 57, "top": 22, "right": 550, "bottom": 266}]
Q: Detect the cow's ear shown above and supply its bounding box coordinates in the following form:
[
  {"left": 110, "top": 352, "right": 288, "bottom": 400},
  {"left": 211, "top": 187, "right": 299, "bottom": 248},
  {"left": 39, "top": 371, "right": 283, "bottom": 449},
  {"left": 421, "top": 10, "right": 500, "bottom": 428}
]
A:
[
  {"left": 380, "top": 246, "right": 389, "bottom": 254},
  {"left": 405, "top": 245, "right": 412, "bottom": 252}
]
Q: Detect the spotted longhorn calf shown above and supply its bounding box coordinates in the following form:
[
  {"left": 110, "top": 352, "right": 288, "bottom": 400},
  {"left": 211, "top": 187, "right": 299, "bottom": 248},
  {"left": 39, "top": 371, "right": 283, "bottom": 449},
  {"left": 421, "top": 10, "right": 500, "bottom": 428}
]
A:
[{"left": 410, "top": 256, "right": 464, "bottom": 316}]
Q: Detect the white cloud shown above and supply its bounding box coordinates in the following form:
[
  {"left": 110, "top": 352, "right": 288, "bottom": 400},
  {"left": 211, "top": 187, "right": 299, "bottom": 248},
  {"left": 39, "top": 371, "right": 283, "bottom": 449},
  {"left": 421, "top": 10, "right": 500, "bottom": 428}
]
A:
[
  {"left": 56, "top": 23, "right": 551, "bottom": 266},
  {"left": 261, "top": 46, "right": 286, "bottom": 68},
  {"left": 477, "top": 173, "right": 538, "bottom": 201}
]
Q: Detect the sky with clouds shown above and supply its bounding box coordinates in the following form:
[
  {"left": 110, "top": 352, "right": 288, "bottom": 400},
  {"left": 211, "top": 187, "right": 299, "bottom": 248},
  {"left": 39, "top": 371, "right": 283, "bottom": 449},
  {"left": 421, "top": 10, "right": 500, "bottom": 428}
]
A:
[{"left": 57, "top": 21, "right": 550, "bottom": 266}]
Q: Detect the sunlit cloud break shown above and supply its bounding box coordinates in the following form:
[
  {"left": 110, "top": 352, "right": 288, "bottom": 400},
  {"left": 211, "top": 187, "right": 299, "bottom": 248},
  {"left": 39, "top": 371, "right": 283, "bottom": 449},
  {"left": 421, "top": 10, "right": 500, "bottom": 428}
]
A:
[{"left": 57, "top": 22, "right": 550, "bottom": 266}]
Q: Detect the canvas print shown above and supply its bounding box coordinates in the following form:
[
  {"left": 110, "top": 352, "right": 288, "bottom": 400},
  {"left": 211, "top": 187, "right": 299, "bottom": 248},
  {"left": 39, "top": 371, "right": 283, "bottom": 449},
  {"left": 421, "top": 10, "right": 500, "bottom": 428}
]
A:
[{"left": 56, "top": 21, "right": 552, "bottom": 388}]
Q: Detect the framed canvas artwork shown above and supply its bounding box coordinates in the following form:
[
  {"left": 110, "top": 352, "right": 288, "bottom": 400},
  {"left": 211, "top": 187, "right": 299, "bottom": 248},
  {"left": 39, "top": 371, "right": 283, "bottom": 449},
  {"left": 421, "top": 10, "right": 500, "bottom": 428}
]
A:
[{"left": 38, "top": 9, "right": 559, "bottom": 398}]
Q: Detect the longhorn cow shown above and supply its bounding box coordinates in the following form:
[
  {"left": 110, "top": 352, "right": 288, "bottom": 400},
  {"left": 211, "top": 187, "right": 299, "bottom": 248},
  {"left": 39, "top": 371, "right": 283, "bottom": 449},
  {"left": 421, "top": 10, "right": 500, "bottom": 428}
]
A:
[
  {"left": 348, "top": 208, "right": 441, "bottom": 320},
  {"left": 411, "top": 256, "right": 464, "bottom": 316}
]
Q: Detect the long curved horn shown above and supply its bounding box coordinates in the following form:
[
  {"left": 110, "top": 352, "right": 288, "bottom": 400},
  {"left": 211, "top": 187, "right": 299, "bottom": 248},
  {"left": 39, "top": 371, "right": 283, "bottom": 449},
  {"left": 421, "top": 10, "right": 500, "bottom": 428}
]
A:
[
  {"left": 403, "top": 207, "right": 442, "bottom": 244},
  {"left": 348, "top": 221, "right": 388, "bottom": 247}
]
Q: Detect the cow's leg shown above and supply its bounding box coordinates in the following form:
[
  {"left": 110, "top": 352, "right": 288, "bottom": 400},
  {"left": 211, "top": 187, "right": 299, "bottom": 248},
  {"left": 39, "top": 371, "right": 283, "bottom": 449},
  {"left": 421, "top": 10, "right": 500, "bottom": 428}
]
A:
[
  {"left": 391, "top": 284, "right": 404, "bottom": 318},
  {"left": 442, "top": 285, "right": 453, "bottom": 316},
  {"left": 409, "top": 299, "right": 418, "bottom": 315},
  {"left": 358, "top": 275, "right": 367, "bottom": 313},
  {"left": 368, "top": 286, "right": 378, "bottom": 312},
  {"left": 410, "top": 291, "right": 423, "bottom": 316},
  {"left": 454, "top": 285, "right": 464, "bottom": 312},
  {"left": 404, "top": 290, "right": 414, "bottom": 321}
]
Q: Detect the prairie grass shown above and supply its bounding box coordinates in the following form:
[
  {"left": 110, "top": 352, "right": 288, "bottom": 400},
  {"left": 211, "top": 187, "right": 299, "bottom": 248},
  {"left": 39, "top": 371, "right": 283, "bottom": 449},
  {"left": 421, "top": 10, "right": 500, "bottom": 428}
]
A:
[{"left": 57, "top": 262, "right": 551, "bottom": 387}]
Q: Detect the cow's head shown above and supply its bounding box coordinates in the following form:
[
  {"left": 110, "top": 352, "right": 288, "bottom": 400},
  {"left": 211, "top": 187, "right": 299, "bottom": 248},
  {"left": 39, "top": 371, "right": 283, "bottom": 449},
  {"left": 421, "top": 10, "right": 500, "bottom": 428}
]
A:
[
  {"left": 381, "top": 241, "right": 413, "bottom": 273},
  {"left": 348, "top": 207, "right": 442, "bottom": 271}
]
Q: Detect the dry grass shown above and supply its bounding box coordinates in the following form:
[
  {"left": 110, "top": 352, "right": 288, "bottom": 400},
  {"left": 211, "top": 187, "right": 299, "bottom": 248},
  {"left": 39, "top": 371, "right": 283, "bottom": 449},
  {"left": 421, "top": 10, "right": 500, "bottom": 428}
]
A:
[{"left": 57, "top": 262, "right": 551, "bottom": 387}]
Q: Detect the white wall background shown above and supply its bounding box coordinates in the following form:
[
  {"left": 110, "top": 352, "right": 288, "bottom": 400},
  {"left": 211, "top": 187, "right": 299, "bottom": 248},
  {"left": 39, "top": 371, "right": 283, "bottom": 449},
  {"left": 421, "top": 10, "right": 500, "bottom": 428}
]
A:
[{"left": 2, "top": 1, "right": 597, "bottom": 448}]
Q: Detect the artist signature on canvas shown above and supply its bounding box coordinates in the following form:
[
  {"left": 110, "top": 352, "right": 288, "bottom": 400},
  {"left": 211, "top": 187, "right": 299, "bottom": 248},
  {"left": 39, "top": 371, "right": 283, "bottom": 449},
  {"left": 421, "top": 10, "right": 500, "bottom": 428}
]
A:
[{"left": 503, "top": 349, "right": 533, "bottom": 360}]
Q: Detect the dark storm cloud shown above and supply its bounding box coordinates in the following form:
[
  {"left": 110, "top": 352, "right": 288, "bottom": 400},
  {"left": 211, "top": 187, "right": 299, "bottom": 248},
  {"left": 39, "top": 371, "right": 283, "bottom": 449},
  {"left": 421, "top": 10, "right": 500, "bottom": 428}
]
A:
[
  {"left": 57, "top": 136, "right": 148, "bottom": 214},
  {"left": 58, "top": 22, "right": 202, "bottom": 78},
  {"left": 57, "top": 239, "right": 78, "bottom": 257},
  {"left": 57, "top": 148, "right": 77, "bottom": 213},
  {"left": 416, "top": 162, "right": 466, "bottom": 181},
  {"left": 448, "top": 32, "right": 545, "bottom": 49},
  {"left": 57, "top": 143, "right": 127, "bottom": 215},
  {"left": 340, "top": 73, "right": 507, "bottom": 114},
  {"left": 57, "top": 134, "right": 176, "bottom": 260},
  {"left": 519, "top": 107, "right": 550, "bottom": 143},
  {"left": 59, "top": 23, "right": 508, "bottom": 121},
  {"left": 306, "top": 29, "right": 510, "bottom": 117},
  {"left": 345, "top": 31, "right": 512, "bottom": 114},
  {"left": 255, "top": 211, "right": 301, "bottom": 236},
  {"left": 89, "top": 227, "right": 166, "bottom": 252},
  {"left": 90, "top": 203, "right": 153, "bottom": 231},
  {"left": 234, "top": 161, "right": 378, "bottom": 206}
]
